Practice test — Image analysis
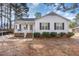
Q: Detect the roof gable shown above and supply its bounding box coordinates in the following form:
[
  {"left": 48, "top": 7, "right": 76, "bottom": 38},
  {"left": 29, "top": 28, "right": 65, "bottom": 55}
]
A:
[{"left": 37, "top": 12, "right": 70, "bottom": 21}]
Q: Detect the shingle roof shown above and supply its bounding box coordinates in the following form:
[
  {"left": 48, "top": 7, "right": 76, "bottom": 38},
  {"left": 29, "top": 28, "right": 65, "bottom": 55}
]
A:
[
  {"left": 17, "top": 12, "right": 70, "bottom": 21},
  {"left": 18, "top": 18, "right": 35, "bottom": 21}
]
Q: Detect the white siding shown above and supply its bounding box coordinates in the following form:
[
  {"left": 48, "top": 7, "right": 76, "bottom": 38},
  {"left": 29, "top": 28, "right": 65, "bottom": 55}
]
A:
[{"left": 34, "top": 15, "right": 69, "bottom": 33}]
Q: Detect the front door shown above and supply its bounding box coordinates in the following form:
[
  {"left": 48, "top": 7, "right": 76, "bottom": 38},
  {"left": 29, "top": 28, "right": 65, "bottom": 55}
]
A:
[{"left": 30, "top": 24, "right": 33, "bottom": 32}]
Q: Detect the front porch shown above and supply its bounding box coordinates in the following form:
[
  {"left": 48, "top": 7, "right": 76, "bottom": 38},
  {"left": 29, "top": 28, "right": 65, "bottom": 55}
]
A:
[{"left": 14, "top": 21, "right": 35, "bottom": 38}]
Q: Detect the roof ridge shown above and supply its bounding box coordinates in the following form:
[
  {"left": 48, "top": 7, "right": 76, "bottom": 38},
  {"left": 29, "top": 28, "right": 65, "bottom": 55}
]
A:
[{"left": 41, "top": 11, "right": 70, "bottom": 21}]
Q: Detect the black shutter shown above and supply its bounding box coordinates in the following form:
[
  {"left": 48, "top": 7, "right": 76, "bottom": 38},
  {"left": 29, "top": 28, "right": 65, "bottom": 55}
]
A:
[
  {"left": 54, "top": 23, "right": 56, "bottom": 30},
  {"left": 62, "top": 23, "right": 64, "bottom": 30},
  {"left": 19, "top": 24, "right": 21, "bottom": 31},
  {"left": 48, "top": 23, "right": 50, "bottom": 30},
  {"left": 16, "top": 25, "right": 17, "bottom": 29},
  {"left": 40, "top": 23, "right": 41, "bottom": 30}
]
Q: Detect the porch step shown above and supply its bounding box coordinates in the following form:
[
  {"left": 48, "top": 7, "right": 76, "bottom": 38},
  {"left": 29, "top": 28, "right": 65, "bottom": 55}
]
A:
[
  {"left": 26, "top": 33, "right": 33, "bottom": 38},
  {"left": 14, "top": 33, "right": 24, "bottom": 37},
  {"left": 14, "top": 33, "right": 33, "bottom": 38}
]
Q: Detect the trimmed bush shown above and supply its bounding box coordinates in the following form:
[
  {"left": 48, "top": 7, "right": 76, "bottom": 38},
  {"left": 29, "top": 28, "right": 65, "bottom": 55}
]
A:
[
  {"left": 57, "top": 32, "right": 66, "bottom": 38},
  {"left": 67, "top": 32, "right": 74, "bottom": 37},
  {"left": 50, "top": 32, "right": 57, "bottom": 37},
  {"left": 33, "top": 32, "right": 41, "bottom": 38},
  {"left": 42, "top": 32, "right": 50, "bottom": 38},
  {"left": 33, "top": 32, "right": 74, "bottom": 38}
]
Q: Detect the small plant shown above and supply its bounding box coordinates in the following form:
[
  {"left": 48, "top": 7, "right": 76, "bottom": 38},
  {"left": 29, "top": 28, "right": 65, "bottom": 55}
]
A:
[
  {"left": 67, "top": 32, "right": 74, "bottom": 37},
  {"left": 42, "top": 32, "right": 50, "bottom": 38},
  {"left": 33, "top": 32, "right": 41, "bottom": 38},
  {"left": 50, "top": 32, "right": 57, "bottom": 37}
]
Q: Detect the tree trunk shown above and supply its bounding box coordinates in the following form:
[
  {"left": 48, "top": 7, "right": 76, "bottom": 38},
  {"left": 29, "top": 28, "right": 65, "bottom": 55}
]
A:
[
  {"left": 6, "top": 5, "right": 8, "bottom": 30},
  {"left": 0, "top": 4, "right": 3, "bottom": 29},
  {"left": 9, "top": 5, "right": 12, "bottom": 29}
]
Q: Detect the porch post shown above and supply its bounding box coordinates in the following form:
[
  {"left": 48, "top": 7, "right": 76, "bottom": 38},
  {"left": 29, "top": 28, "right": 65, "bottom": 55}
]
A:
[
  {"left": 28, "top": 24, "right": 30, "bottom": 32},
  {"left": 24, "top": 24, "right": 27, "bottom": 38},
  {"left": 32, "top": 24, "right": 34, "bottom": 39}
]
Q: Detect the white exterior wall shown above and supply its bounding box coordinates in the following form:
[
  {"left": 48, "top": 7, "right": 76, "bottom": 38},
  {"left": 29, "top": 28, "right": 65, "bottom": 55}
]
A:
[
  {"left": 14, "top": 14, "right": 70, "bottom": 33},
  {"left": 34, "top": 15, "right": 69, "bottom": 33}
]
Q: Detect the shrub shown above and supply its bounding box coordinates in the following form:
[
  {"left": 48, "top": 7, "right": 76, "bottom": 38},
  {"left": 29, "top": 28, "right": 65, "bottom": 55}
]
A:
[
  {"left": 57, "top": 32, "right": 66, "bottom": 37},
  {"left": 42, "top": 32, "right": 50, "bottom": 38},
  {"left": 67, "top": 32, "right": 74, "bottom": 37},
  {"left": 33, "top": 32, "right": 41, "bottom": 38},
  {"left": 50, "top": 32, "right": 57, "bottom": 37}
]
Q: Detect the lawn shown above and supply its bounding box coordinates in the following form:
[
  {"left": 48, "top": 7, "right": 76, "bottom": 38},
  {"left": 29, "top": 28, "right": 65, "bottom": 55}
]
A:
[{"left": 0, "top": 34, "right": 79, "bottom": 56}]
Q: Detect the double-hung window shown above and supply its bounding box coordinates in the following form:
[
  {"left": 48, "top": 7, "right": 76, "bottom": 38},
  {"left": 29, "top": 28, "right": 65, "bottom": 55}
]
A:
[
  {"left": 40, "top": 23, "right": 50, "bottom": 30},
  {"left": 54, "top": 23, "right": 64, "bottom": 30}
]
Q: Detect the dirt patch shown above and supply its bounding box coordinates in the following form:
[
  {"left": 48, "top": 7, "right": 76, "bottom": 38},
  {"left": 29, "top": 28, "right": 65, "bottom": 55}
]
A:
[
  {"left": 30, "top": 44, "right": 45, "bottom": 49},
  {"left": 0, "top": 34, "right": 79, "bottom": 56}
]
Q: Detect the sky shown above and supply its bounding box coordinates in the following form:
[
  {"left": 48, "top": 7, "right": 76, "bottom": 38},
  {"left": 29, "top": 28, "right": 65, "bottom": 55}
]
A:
[{"left": 27, "top": 3, "right": 79, "bottom": 20}]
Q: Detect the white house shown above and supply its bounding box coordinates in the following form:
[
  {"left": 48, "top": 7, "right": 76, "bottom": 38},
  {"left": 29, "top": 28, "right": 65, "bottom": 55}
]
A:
[{"left": 14, "top": 12, "right": 70, "bottom": 37}]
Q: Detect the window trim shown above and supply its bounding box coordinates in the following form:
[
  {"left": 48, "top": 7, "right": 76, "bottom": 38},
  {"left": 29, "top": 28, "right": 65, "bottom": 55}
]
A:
[
  {"left": 54, "top": 22, "right": 64, "bottom": 30},
  {"left": 40, "top": 22, "right": 50, "bottom": 30}
]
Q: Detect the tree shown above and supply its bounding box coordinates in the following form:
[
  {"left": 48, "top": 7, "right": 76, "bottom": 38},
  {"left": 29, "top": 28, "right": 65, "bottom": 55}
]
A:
[
  {"left": 35, "top": 12, "right": 42, "bottom": 18},
  {"left": 74, "top": 13, "right": 79, "bottom": 26},
  {"left": 0, "top": 3, "right": 29, "bottom": 30},
  {"left": 0, "top": 3, "right": 3, "bottom": 28},
  {"left": 69, "top": 21, "right": 76, "bottom": 28},
  {"left": 44, "top": 3, "right": 78, "bottom": 12},
  {"left": 9, "top": 3, "right": 29, "bottom": 30},
  {"left": 10, "top": 3, "right": 29, "bottom": 19}
]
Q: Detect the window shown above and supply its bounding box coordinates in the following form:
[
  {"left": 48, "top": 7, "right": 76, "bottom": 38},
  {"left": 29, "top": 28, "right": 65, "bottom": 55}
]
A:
[
  {"left": 24, "top": 24, "right": 28, "bottom": 30},
  {"left": 30, "top": 25, "right": 33, "bottom": 30},
  {"left": 40, "top": 23, "right": 50, "bottom": 30},
  {"left": 54, "top": 23, "right": 64, "bottom": 30},
  {"left": 18, "top": 24, "right": 21, "bottom": 31}
]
